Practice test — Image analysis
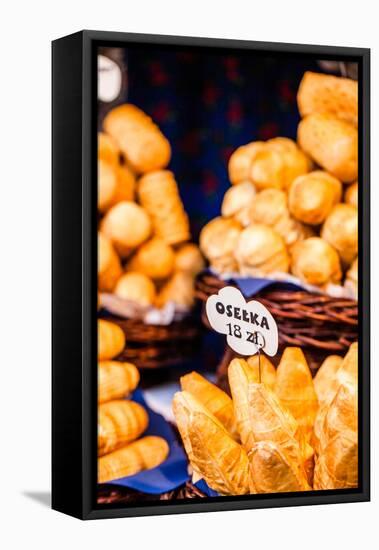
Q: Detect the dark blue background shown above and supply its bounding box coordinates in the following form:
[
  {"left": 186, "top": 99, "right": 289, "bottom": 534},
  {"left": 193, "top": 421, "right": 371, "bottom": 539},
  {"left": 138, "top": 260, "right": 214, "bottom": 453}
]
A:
[{"left": 124, "top": 47, "right": 320, "bottom": 239}]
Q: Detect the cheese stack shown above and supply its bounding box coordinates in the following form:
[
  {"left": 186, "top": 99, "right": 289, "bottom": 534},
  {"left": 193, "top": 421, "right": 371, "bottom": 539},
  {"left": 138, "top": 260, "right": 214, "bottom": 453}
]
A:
[
  {"left": 199, "top": 71, "right": 358, "bottom": 298},
  {"left": 172, "top": 342, "right": 358, "bottom": 494},
  {"left": 97, "top": 319, "right": 169, "bottom": 483},
  {"left": 97, "top": 103, "right": 204, "bottom": 312}
]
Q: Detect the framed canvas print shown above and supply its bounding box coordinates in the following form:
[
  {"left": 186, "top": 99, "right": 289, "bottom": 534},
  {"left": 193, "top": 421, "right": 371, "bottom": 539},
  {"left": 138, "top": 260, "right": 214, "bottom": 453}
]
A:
[{"left": 52, "top": 30, "right": 370, "bottom": 520}]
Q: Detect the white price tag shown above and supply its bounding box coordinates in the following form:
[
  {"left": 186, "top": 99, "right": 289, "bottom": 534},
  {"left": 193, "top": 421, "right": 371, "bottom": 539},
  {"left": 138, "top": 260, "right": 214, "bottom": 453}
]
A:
[{"left": 206, "top": 286, "right": 278, "bottom": 356}]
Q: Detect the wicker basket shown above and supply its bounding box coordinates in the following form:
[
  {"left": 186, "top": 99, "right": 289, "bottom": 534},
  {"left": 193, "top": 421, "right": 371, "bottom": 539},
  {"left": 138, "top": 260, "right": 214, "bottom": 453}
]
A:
[
  {"left": 101, "top": 313, "right": 203, "bottom": 369},
  {"left": 195, "top": 271, "right": 358, "bottom": 386},
  {"left": 97, "top": 481, "right": 206, "bottom": 505}
]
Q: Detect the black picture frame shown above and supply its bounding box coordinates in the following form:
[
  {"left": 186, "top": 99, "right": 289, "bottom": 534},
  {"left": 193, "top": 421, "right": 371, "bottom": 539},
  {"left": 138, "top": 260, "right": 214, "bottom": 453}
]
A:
[{"left": 52, "top": 30, "right": 370, "bottom": 520}]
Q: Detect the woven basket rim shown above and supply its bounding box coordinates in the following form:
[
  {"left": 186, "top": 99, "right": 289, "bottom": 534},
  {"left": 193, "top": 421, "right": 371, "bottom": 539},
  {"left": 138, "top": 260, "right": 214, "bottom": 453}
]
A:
[{"left": 196, "top": 272, "right": 358, "bottom": 353}]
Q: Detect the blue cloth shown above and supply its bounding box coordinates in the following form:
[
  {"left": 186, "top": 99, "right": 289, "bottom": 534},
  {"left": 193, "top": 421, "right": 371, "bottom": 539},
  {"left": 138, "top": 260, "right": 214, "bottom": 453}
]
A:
[
  {"left": 232, "top": 276, "right": 304, "bottom": 298},
  {"left": 106, "top": 389, "right": 190, "bottom": 494},
  {"left": 204, "top": 268, "right": 305, "bottom": 298},
  {"left": 195, "top": 479, "right": 220, "bottom": 498}
]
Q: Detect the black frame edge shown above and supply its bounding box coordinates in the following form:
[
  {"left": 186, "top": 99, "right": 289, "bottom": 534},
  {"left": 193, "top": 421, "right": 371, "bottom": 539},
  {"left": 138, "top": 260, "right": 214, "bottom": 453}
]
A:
[
  {"left": 359, "top": 47, "right": 370, "bottom": 501},
  {"left": 85, "top": 29, "right": 369, "bottom": 57},
  {"left": 53, "top": 30, "right": 370, "bottom": 521},
  {"left": 52, "top": 31, "right": 85, "bottom": 519}
]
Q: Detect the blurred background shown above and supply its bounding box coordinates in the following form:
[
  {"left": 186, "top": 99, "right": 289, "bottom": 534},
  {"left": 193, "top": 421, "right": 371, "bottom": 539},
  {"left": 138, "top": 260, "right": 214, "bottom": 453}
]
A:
[{"left": 98, "top": 46, "right": 353, "bottom": 239}]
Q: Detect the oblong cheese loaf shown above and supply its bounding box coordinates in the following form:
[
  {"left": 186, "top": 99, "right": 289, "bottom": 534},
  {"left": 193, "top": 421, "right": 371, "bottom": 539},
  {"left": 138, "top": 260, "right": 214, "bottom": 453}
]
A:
[
  {"left": 228, "top": 141, "right": 266, "bottom": 184},
  {"left": 103, "top": 104, "right": 171, "bottom": 173},
  {"left": 100, "top": 201, "right": 152, "bottom": 257},
  {"left": 290, "top": 237, "right": 342, "bottom": 287},
  {"left": 249, "top": 440, "right": 311, "bottom": 493},
  {"left": 98, "top": 132, "right": 119, "bottom": 165},
  {"left": 288, "top": 171, "right": 342, "bottom": 226},
  {"left": 274, "top": 347, "right": 319, "bottom": 443},
  {"left": 321, "top": 203, "right": 358, "bottom": 265},
  {"left": 180, "top": 371, "right": 238, "bottom": 439},
  {"left": 313, "top": 430, "right": 358, "bottom": 490},
  {"left": 98, "top": 399, "right": 148, "bottom": 456},
  {"left": 313, "top": 355, "right": 343, "bottom": 405},
  {"left": 98, "top": 436, "right": 169, "bottom": 483},
  {"left": 127, "top": 237, "right": 175, "bottom": 280},
  {"left": 298, "top": 113, "right": 358, "bottom": 182},
  {"left": 345, "top": 181, "right": 358, "bottom": 208},
  {"left": 98, "top": 159, "right": 117, "bottom": 213},
  {"left": 98, "top": 361, "right": 140, "bottom": 404},
  {"left": 297, "top": 71, "right": 358, "bottom": 126},
  {"left": 98, "top": 319, "right": 125, "bottom": 361},
  {"left": 138, "top": 170, "right": 190, "bottom": 246},
  {"left": 98, "top": 232, "right": 122, "bottom": 292},
  {"left": 228, "top": 138, "right": 310, "bottom": 190},
  {"left": 173, "top": 391, "right": 250, "bottom": 495}
]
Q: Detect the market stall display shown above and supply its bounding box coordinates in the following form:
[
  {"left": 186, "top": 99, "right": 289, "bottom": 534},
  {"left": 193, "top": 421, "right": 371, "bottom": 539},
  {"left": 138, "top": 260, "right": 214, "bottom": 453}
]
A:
[
  {"left": 196, "top": 71, "right": 358, "bottom": 381},
  {"left": 173, "top": 343, "right": 358, "bottom": 494},
  {"left": 52, "top": 31, "right": 369, "bottom": 521},
  {"left": 97, "top": 105, "right": 204, "bottom": 369},
  {"left": 96, "top": 62, "right": 361, "bottom": 504}
]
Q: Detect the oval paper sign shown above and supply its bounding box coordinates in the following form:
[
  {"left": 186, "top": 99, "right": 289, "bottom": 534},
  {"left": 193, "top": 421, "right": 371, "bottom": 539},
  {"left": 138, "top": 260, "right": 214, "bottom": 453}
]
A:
[{"left": 206, "top": 286, "right": 278, "bottom": 356}]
